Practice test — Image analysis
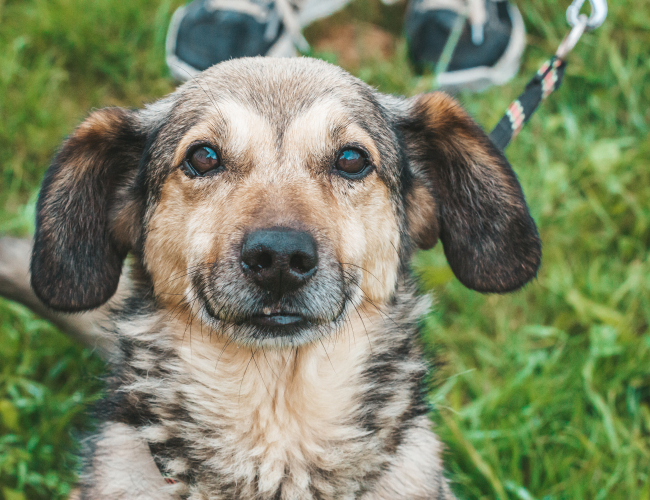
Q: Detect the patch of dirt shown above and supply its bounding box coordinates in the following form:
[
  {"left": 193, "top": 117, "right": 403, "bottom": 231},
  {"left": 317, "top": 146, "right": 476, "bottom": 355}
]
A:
[{"left": 312, "top": 23, "right": 397, "bottom": 71}]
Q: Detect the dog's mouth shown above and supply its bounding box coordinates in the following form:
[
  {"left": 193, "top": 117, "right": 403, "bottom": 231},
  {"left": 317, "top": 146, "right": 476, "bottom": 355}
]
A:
[
  {"left": 192, "top": 266, "right": 353, "bottom": 344},
  {"left": 247, "top": 308, "right": 306, "bottom": 327},
  {"left": 200, "top": 296, "right": 348, "bottom": 343}
]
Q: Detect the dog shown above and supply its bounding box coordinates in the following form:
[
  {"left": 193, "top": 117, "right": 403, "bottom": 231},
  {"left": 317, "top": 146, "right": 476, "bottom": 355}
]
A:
[{"left": 29, "top": 57, "right": 540, "bottom": 499}]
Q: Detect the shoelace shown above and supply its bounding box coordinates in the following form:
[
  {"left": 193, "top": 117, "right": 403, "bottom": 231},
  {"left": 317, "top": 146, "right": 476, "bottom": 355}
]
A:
[
  {"left": 275, "top": 0, "right": 310, "bottom": 51},
  {"left": 416, "top": 0, "right": 488, "bottom": 45},
  {"left": 206, "top": 0, "right": 309, "bottom": 51}
]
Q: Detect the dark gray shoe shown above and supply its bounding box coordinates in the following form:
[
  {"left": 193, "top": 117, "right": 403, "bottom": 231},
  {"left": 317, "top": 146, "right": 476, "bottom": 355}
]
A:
[
  {"left": 166, "top": 0, "right": 352, "bottom": 82},
  {"left": 405, "top": 0, "right": 526, "bottom": 91}
]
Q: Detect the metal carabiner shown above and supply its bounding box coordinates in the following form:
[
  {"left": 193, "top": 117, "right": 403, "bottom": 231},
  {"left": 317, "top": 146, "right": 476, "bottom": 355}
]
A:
[
  {"left": 556, "top": 13, "right": 588, "bottom": 59},
  {"left": 566, "top": 0, "right": 608, "bottom": 31}
]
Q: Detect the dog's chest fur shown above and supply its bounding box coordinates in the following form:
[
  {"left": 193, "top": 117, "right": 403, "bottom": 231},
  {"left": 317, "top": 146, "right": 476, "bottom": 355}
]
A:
[{"left": 94, "top": 284, "right": 433, "bottom": 499}]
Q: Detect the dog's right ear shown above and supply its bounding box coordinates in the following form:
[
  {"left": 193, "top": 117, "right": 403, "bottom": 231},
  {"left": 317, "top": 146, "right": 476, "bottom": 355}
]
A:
[
  {"left": 400, "top": 92, "right": 541, "bottom": 294},
  {"left": 31, "top": 108, "right": 147, "bottom": 312}
]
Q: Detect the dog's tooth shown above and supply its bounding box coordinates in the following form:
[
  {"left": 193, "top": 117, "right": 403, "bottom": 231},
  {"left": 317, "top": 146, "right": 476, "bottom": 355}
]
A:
[{"left": 263, "top": 307, "right": 272, "bottom": 316}]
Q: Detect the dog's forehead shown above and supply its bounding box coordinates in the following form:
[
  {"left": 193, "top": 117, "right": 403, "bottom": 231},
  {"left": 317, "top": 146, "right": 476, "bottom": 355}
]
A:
[
  {"left": 163, "top": 58, "right": 395, "bottom": 154},
  {"left": 183, "top": 57, "right": 376, "bottom": 117}
]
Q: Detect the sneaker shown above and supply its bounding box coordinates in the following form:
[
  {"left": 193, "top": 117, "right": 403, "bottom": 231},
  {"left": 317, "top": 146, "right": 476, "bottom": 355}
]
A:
[
  {"left": 166, "top": 0, "right": 353, "bottom": 81},
  {"left": 405, "top": 0, "right": 526, "bottom": 91}
]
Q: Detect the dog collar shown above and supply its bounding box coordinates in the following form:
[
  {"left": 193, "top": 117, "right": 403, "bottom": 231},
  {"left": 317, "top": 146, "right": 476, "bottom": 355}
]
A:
[{"left": 163, "top": 475, "right": 182, "bottom": 485}]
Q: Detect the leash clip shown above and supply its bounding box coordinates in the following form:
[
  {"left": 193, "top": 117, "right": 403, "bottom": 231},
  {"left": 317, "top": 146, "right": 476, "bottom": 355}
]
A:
[
  {"left": 557, "top": 0, "right": 607, "bottom": 59},
  {"left": 556, "top": 13, "right": 588, "bottom": 59},
  {"left": 566, "top": 0, "right": 608, "bottom": 31}
]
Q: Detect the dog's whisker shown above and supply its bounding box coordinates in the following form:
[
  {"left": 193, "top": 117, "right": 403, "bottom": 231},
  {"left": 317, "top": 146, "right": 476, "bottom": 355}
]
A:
[
  {"left": 164, "top": 299, "right": 190, "bottom": 326},
  {"left": 318, "top": 338, "right": 336, "bottom": 374},
  {"left": 153, "top": 263, "right": 209, "bottom": 292},
  {"left": 182, "top": 289, "right": 205, "bottom": 357},
  {"left": 238, "top": 351, "right": 255, "bottom": 406},
  {"left": 213, "top": 326, "right": 235, "bottom": 368},
  {"left": 260, "top": 347, "right": 280, "bottom": 380},
  {"left": 351, "top": 300, "right": 372, "bottom": 354},
  {"left": 249, "top": 348, "right": 272, "bottom": 398},
  {"left": 340, "top": 262, "right": 383, "bottom": 285},
  {"left": 278, "top": 346, "right": 296, "bottom": 378},
  {"left": 341, "top": 271, "right": 397, "bottom": 327},
  {"left": 388, "top": 240, "right": 400, "bottom": 258}
]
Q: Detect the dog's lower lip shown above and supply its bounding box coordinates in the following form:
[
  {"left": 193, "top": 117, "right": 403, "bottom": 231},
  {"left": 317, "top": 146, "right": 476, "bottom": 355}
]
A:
[{"left": 249, "top": 312, "right": 304, "bottom": 326}]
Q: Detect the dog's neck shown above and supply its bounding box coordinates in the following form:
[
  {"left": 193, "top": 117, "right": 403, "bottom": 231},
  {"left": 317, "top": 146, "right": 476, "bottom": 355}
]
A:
[{"left": 105, "top": 279, "right": 431, "bottom": 497}]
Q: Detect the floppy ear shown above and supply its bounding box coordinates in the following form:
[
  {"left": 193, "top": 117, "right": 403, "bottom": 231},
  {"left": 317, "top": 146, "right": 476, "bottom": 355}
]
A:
[
  {"left": 31, "top": 108, "right": 147, "bottom": 312},
  {"left": 402, "top": 92, "right": 541, "bottom": 293}
]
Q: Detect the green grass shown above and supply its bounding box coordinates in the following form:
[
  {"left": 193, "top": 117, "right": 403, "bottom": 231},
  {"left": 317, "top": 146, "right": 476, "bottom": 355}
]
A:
[{"left": 1, "top": 0, "right": 648, "bottom": 498}]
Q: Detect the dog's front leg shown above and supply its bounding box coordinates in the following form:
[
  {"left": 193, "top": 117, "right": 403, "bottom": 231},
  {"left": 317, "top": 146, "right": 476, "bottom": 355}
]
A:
[
  {"left": 362, "top": 416, "right": 456, "bottom": 500},
  {"left": 0, "top": 236, "right": 115, "bottom": 356},
  {"left": 78, "top": 423, "right": 180, "bottom": 499}
]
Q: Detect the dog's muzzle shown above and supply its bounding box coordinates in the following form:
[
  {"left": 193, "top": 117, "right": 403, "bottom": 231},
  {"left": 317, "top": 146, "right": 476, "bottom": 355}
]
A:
[{"left": 240, "top": 227, "right": 318, "bottom": 327}]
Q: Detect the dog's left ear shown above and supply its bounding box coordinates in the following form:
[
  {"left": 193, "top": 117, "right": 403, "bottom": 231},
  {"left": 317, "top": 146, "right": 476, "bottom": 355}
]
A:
[
  {"left": 31, "top": 108, "right": 147, "bottom": 312},
  {"left": 401, "top": 92, "right": 541, "bottom": 293}
]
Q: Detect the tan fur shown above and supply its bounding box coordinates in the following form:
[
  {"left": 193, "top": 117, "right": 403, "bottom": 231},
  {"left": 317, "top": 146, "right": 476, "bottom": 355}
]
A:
[
  {"left": 82, "top": 423, "right": 178, "bottom": 499},
  {"left": 65, "top": 108, "right": 132, "bottom": 181},
  {"left": 407, "top": 181, "right": 438, "bottom": 249},
  {"left": 171, "top": 307, "right": 378, "bottom": 497},
  {"left": 417, "top": 93, "right": 513, "bottom": 196}
]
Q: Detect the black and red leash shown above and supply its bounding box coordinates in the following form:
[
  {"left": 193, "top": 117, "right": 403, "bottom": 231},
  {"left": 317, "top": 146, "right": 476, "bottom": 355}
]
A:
[
  {"left": 489, "top": 56, "right": 567, "bottom": 150},
  {"left": 489, "top": 0, "right": 607, "bottom": 151}
]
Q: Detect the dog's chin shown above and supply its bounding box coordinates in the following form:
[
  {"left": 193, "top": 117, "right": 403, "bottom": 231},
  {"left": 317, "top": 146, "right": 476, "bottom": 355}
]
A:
[
  {"left": 237, "top": 312, "right": 313, "bottom": 343},
  {"left": 228, "top": 320, "right": 332, "bottom": 348}
]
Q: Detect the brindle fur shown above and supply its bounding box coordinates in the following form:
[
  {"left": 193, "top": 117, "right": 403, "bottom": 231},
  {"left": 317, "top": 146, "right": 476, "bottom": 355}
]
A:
[{"left": 31, "top": 57, "right": 540, "bottom": 499}]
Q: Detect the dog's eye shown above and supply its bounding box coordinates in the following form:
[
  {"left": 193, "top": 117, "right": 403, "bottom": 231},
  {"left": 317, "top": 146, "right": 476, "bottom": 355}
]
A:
[
  {"left": 182, "top": 145, "right": 222, "bottom": 177},
  {"left": 191, "top": 146, "right": 220, "bottom": 173},
  {"left": 335, "top": 148, "right": 369, "bottom": 178}
]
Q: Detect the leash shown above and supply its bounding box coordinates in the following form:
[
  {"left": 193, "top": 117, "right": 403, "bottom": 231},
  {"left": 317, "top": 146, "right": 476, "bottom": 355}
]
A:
[{"left": 489, "top": 0, "right": 607, "bottom": 150}]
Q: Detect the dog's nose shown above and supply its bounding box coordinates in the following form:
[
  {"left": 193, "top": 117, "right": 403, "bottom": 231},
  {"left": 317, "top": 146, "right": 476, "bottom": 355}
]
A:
[{"left": 241, "top": 228, "right": 318, "bottom": 294}]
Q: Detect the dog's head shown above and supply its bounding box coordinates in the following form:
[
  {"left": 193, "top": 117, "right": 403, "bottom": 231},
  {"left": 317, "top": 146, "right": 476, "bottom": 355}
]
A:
[{"left": 31, "top": 58, "right": 540, "bottom": 346}]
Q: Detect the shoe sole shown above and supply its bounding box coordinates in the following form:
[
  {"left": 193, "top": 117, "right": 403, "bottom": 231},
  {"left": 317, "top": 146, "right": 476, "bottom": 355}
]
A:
[
  {"left": 166, "top": 0, "right": 353, "bottom": 82},
  {"left": 436, "top": 3, "right": 526, "bottom": 93}
]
